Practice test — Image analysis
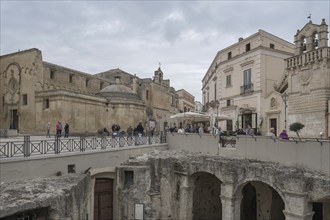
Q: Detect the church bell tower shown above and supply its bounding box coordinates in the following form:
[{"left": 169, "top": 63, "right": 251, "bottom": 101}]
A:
[{"left": 286, "top": 18, "right": 330, "bottom": 137}]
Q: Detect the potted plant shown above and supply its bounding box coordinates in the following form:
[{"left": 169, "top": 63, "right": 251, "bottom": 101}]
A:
[{"left": 289, "top": 122, "right": 305, "bottom": 141}]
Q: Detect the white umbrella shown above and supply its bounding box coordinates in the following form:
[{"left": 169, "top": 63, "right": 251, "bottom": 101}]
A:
[
  {"left": 213, "top": 114, "right": 233, "bottom": 121},
  {"left": 170, "top": 112, "right": 210, "bottom": 122}
]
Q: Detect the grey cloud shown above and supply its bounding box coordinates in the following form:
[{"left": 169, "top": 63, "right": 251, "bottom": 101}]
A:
[{"left": 1, "top": 1, "right": 329, "bottom": 102}]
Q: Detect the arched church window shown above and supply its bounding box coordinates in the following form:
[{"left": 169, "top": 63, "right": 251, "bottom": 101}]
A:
[
  {"left": 300, "top": 36, "right": 307, "bottom": 53},
  {"left": 313, "top": 32, "right": 319, "bottom": 50}
]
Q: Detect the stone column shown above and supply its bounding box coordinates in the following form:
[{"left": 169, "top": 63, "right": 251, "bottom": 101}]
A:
[
  {"left": 283, "top": 191, "right": 314, "bottom": 220},
  {"left": 220, "top": 182, "right": 242, "bottom": 220},
  {"left": 178, "top": 173, "right": 194, "bottom": 220}
]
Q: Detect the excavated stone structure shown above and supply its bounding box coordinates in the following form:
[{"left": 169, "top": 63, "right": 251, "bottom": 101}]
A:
[
  {"left": 0, "top": 174, "right": 91, "bottom": 219},
  {"left": 117, "top": 150, "right": 330, "bottom": 220}
]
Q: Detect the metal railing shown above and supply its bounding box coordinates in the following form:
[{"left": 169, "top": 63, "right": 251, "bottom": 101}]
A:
[
  {"left": 240, "top": 83, "right": 254, "bottom": 95},
  {"left": 0, "top": 132, "right": 166, "bottom": 158}
]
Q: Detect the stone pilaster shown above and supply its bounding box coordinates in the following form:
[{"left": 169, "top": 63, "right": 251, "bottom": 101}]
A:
[
  {"left": 283, "top": 190, "right": 314, "bottom": 220},
  {"left": 177, "top": 173, "right": 194, "bottom": 220},
  {"left": 220, "top": 182, "right": 241, "bottom": 220}
]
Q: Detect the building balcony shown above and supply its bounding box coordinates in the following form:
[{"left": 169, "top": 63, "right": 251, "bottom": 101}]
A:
[
  {"left": 286, "top": 47, "right": 330, "bottom": 69},
  {"left": 240, "top": 83, "right": 254, "bottom": 95}
]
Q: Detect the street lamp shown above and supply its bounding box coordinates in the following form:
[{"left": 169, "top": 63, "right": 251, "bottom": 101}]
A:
[{"left": 281, "top": 92, "right": 288, "bottom": 129}]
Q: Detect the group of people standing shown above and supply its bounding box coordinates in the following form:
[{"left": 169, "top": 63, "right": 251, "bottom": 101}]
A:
[
  {"left": 266, "top": 127, "right": 288, "bottom": 140},
  {"left": 126, "top": 122, "right": 145, "bottom": 138},
  {"left": 111, "top": 124, "right": 121, "bottom": 136},
  {"left": 171, "top": 124, "right": 206, "bottom": 134},
  {"left": 47, "top": 121, "right": 69, "bottom": 138},
  {"left": 102, "top": 122, "right": 145, "bottom": 138}
]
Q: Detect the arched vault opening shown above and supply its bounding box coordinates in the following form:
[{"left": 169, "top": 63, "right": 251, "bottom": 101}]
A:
[
  {"left": 191, "top": 172, "right": 222, "bottom": 220},
  {"left": 239, "top": 181, "right": 285, "bottom": 220}
]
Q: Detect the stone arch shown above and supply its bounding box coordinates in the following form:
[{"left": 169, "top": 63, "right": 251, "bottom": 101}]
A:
[
  {"left": 49, "top": 84, "right": 55, "bottom": 90},
  {"left": 190, "top": 171, "right": 222, "bottom": 220},
  {"left": 6, "top": 62, "right": 21, "bottom": 74},
  {"left": 43, "top": 83, "right": 49, "bottom": 90},
  {"left": 300, "top": 35, "right": 307, "bottom": 53},
  {"left": 312, "top": 31, "right": 319, "bottom": 50},
  {"left": 35, "top": 82, "right": 43, "bottom": 91},
  {"left": 236, "top": 180, "right": 285, "bottom": 220}
]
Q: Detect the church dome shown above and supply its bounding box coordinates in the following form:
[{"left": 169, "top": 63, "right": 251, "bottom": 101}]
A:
[
  {"left": 98, "top": 84, "right": 142, "bottom": 103},
  {"left": 100, "top": 84, "right": 134, "bottom": 93}
]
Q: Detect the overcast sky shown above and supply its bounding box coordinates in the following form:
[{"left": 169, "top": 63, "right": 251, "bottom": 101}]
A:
[{"left": 1, "top": 1, "right": 329, "bottom": 101}]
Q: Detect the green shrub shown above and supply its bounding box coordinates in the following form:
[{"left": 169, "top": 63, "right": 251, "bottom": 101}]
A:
[{"left": 289, "top": 122, "right": 305, "bottom": 140}]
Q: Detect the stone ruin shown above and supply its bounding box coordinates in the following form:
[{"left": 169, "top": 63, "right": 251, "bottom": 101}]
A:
[{"left": 0, "top": 173, "right": 91, "bottom": 219}]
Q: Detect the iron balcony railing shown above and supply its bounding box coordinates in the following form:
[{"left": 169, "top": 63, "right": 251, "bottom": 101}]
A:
[
  {"left": 240, "top": 83, "right": 254, "bottom": 95},
  {"left": 0, "top": 132, "right": 167, "bottom": 158}
]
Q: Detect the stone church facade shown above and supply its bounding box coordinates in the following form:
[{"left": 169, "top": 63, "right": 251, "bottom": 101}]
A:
[
  {"left": 284, "top": 19, "right": 330, "bottom": 137},
  {"left": 0, "top": 49, "right": 186, "bottom": 134}
]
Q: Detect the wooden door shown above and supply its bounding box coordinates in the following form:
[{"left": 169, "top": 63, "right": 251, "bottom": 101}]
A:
[
  {"left": 94, "top": 178, "right": 113, "bottom": 220},
  {"left": 270, "top": 118, "right": 277, "bottom": 136}
]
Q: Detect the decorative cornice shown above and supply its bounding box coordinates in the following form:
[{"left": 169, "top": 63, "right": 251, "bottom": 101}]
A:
[
  {"left": 240, "top": 60, "right": 254, "bottom": 67},
  {"left": 224, "top": 67, "right": 233, "bottom": 73}
]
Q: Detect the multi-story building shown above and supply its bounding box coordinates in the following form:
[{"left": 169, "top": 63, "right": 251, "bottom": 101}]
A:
[
  {"left": 176, "top": 89, "right": 195, "bottom": 113},
  {"left": 194, "top": 101, "right": 203, "bottom": 112},
  {"left": 202, "top": 30, "right": 294, "bottom": 135},
  {"left": 0, "top": 49, "right": 187, "bottom": 134}
]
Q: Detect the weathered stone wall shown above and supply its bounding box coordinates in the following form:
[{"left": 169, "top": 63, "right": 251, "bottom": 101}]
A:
[
  {"left": 0, "top": 49, "right": 183, "bottom": 134},
  {"left": 0, "top": 48, "right": 44, "bottom": 132},
  {"left": 116, "top": 150, "right": 330, "bottom": 219},
  {"left": 167, "top": 133, "right": 330, "bottom": 176},
  {"left": 0, "top": 174, "right": 91, "bottom": 219}
]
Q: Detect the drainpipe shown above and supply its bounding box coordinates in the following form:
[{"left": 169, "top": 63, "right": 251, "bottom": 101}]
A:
[
  {"left": 18, "top": 64, "right": 22, "bottom": 134},
  {"left": 325, "top": 112, "right": 329, "bottom": 138}
]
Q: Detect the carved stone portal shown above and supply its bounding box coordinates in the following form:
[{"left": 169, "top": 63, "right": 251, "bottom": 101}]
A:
[{"left": 4, "top": 63, "right": 21, "bottom": 104}]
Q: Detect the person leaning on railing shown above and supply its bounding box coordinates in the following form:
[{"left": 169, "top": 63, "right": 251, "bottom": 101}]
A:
[
  {"left": 127, "top": 126, "right": 133, "bottom": 140},
  {"left": 279, "top": 129, "right": 289, "bottom": 140}
]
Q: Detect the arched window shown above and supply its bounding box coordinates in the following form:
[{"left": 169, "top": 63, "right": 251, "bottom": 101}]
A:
[
  {"left": 300, "top": 36, "right": 307, "bottom": 53},
  {"left": 313, "top": 32, "right": 319, "bottom": 50}
]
